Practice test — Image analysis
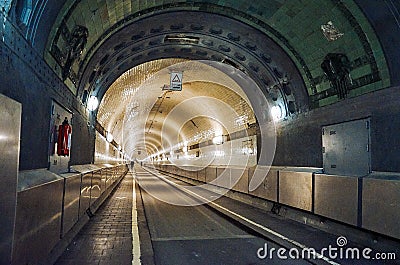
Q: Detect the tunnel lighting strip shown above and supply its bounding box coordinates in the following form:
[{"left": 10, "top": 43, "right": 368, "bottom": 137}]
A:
[
  {"left": 164, "top": 35, "right": 200, "bottom": 44},
  {"left": 131, "top": 171, "right": 142, "bottom": 265},
  {"left": 145, "top": 169, "right": 340, "bottom": 265}
]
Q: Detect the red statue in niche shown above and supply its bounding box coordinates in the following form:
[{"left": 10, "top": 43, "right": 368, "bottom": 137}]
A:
[{"left": 57, "top": 117, "right": 72, "bottom": 156}]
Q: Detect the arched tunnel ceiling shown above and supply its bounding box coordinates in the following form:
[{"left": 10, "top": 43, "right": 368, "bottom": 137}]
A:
[
  {"left": 98, "top": 59, "right": 256, "bottom": 158},
  {"left": 44, "top": 0, "right": 390, "bottom": 110}
]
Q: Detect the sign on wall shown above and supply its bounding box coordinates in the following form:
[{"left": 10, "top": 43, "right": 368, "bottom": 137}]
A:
[{"left": 170, "top": 72, "right": 183, "bottom": 91}]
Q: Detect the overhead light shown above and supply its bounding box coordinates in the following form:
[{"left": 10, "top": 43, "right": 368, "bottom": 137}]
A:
[
  {"left": 212, "top": 135, "right": 225, "bottom": 145},
  {"left": 106, "top": 132, "right": 113, "bottom": 143},
  {"left": 271, "top": 105, "right": 283, "bottom": 121},
  {"left": 87, "top": 95, "right": 99, "bottom": 111},
  {"left": 182, "top": 146, "right": 188, "bottom": 152},
  {"left": 164, "top": 35, "right": 200, "bottom": 44},
  {"left": 242, "top": 147, "right": 254, "bottom": 155},
  {"left": 234, "top": 115, "right": 248, "bottom": 127}
]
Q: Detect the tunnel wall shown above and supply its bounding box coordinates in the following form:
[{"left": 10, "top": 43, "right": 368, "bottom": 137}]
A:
[
  {"left": 1, "top": 47, "right": 52, "bottom": 170},
  {"left": 68, "top": 109, "right": 96, "bottom": 166},
  {"left": 94, "top": 131, "right": 125, "bottom": 164},
  {"left": 0, "top": 13, "right": 95, "bottom": 170},
  {"left": 164, "top": 135, "right": 257, "bottom": 168},
  {"left": 272, "top": 85, "right": 400, "bottom": 172},
  {"left": 354, "top": 0, "right": 400, "bottom": 86}
]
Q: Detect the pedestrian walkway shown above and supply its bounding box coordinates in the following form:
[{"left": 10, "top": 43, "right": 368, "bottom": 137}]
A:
[{"left": 55, "top": 173, "right": 134, "bottom": 265}]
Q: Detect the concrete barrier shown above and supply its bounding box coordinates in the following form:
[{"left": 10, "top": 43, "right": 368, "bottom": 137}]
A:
[
  {"left": 197, "top": 168, "right": 206, "bottom": 182},
  {"left": 314, "top": 174, "right": 359, "bottom": 226},
  {"left": 362, "top": 174, "right": 400, "bottom": 239},
  {"left": 279, "top": 168, "right": 320, "bottom": 212},
  {"left": 205, "top": 166, "right": 217, "bottom": 184},
  {"left": 13, "top": 170, "right": 64, "bottom": 265},
  {"left": 60, "top": 172, "right": 81, "bottom": 237},
  {"left": 181, "top": 166, "right": 198, "bottom": 180},
  {"left": 248, "top": 166, "right": 280, "bottom": 202},
  {"left": 231, "top": 167, "right": 249, "bottom": 193},
  {"left": 216, "top": 167, "right": 231, "bottom": 189},
  {"left": 12, "top": 164, "right": 128, "bottom": 265}
]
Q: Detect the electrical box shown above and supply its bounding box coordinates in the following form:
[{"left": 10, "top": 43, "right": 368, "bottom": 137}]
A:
[{"left": 322, "top": 118, "right": 371, "bottom": 176}]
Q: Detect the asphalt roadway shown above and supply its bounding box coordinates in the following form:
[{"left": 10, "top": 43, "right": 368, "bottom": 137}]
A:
[{"left": 135, "top": 167, "right": 311, "bottom": 265}]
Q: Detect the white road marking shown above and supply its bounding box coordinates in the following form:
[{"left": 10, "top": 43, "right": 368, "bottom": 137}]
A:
[
  {"left": 131, "top": 172, "right": 141, "bottom": 265},
  {"left": 152, "top": 234, "right": 256, "bottom": 242},
  {"left": 148, "top": 169, "right": 341, "bottom": 265}
]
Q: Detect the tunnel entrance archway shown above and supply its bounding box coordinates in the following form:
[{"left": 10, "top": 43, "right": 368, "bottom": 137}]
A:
[
  {"left": 78, "top": 11, "right": 309, "bottom": 117},
  {"left": 79, "top": 11, "right": 311, "bottom": 192}
]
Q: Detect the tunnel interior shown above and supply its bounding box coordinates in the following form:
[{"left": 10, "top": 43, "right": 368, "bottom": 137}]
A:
[{"left": 2, "top": 1, "right": 400, "bottom": 264}]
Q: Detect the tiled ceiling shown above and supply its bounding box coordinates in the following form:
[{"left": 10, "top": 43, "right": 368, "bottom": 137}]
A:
[
  {"left": 45, "top": 0, "right": 390, "bottom": 109},
  {"left": 97, "top": 59, "right": 256, "bottom": 158}
]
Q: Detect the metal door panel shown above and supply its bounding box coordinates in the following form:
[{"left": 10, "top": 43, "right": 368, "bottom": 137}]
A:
[{"left": 323, "top": 118, "right": 371, "bottom": 176}]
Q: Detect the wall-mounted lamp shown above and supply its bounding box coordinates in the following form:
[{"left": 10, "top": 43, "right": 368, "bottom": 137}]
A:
[
  {"left": 242, "top": 147, "right": 254, "bottom": 155},
  {"left": 212, "top": 135, "right": 225, "bottom": 145},
  {"left": 106, "top": 132, "right": 113, "bottom": 143},
  {"left": 271, "top": 105, "right": 283, "bottom": 121},
  {"left": 87, "top": 95, "right": 99, "bottom": 111}
]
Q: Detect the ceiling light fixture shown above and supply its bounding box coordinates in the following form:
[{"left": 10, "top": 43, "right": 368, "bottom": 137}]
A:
[
  {"left": 212, "top": 135, "right": 225, "bottom": 145},
  {"left": 106, "top": 132, "right": 113, "bottom": 143},
  {"left": 164, "top": 35, "right": 200, "bottom": 44}
]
